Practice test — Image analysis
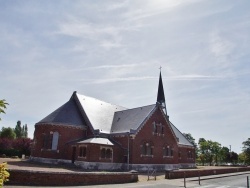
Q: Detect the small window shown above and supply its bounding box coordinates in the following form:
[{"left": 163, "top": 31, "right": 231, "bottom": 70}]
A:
[
  {"left": 152, "top": 122, "right": 164, "bottom": 135},
  {"left": 141, "top": 142, "right": 153, "bottom": 156},
  {"left": 179, "top": 151, "right": 181, "bottom": 158},
  {"left": 187, "top": 150, "right": 193, "bottom": 159},
  {"left": 43, "top": 133, "right": 52, "bottom": 149},
  {"left": 51, "top": 132, "right": 59, "bottom": 150},
  {"left": 170, "top": 148, "right": 174, "bottom": 156},
  {"left": 100, "top": 147, "right": 113, "bottom": 159},
  {"left": 101, "top": 148, "right": 106, "bottom": 158},
  {"left": 163, "top": 146, "right": 173, "bottom": 157},
  {"left": 79, "top": 146, "right": 87, "bottom": 157},
  {"left": 153, "top": 122, "right": 157, "bottom": 133},
  {"left": 106, "top": 148, "right": 112, "bottom": 158}
]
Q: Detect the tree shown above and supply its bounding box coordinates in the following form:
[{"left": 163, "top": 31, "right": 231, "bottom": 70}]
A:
[
  {"left": 218, "top": 146, "right": 230, "bottom": 164},
  {"left": 24, "top": 124, "right": 28, "bottom": 138},
  {"left": 227, "top": 151, "right": 238, "bottom": 164},
  {"left": 209, "top": 141, "right": 221, "bottom": 165},
  {"left": 183, "top": 133, "right": 197, "bottom": 147},
  {"left": 242, "top": 138, "right": 250, "bottom": 164},
  {"left": 14, "top": 120, "right": 22, "bottom": 138},
  {"left": 14, "top": 121, "right": 28, "bottom": 138},
  {"left": 238, "top": 152, "right": 247, "bottom": 164},
  {"left": 198, "top": 138, "right": 207, "bottom": 165},
  {"left": 0, "top": 99, "right": 8, "bottom": 121},
  {"left": 0, "top": 127, "right": 16, "bottom": 139},
  {"left": 198, "top": 138, "right": 221, "bottom": 166}
]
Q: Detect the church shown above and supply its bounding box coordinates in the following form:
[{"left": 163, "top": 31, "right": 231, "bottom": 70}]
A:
[{"left": 31, "top": 72, "right": 195, "bottom": 171}]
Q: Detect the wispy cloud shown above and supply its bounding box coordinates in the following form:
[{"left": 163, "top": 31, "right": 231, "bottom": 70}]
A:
[
  {"left": 78, "top": 74, "right": 223, "bottom": 84},
  {"left": 209, "top": 31, "right": 234, "bottom": 59}
]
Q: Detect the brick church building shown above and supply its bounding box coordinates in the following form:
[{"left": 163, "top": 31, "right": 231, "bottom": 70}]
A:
[{"left": 31, "top": 72, "right": 195, "bottom": 171}]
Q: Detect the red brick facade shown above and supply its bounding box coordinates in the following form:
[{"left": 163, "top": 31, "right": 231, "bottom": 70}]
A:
[{"left": 32, "top": 106, "right": 195, "bottom": 168}]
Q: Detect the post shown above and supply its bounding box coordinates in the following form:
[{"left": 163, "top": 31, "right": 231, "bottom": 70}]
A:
[
  {"left": 184, "top": 172, "right": 186, "bottom": 188},
  {"left": 247, "top": 176, "right": 249, "bottom": 188},
  {"left": 127, "top": 133, "right": 130, "bottom": 170},
  {"left": 198, "top": 171, "right": 201, "bottom": 185}
]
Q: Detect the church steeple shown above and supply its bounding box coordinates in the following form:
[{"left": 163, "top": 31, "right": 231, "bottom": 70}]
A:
[{"left": 157, "top": 70, "right": 167, "bottom": 115}]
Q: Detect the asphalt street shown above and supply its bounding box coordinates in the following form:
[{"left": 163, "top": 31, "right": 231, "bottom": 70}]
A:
[{"left": 189, "top": 173, "right": 250, "bottom": 188}]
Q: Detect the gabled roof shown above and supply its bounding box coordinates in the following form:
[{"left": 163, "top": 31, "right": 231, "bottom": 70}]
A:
[
  {"left": 169, "top": 121, "right": 194, "bottom": 147},
  {"left": 37, "top": 97, "right": 86, "bottom": 128},
  {"left": 75, "top": 93, "right": 127, "bottom": 133},
  {"left": 110, "top": 104, "right": 156, "bottom": 134}
]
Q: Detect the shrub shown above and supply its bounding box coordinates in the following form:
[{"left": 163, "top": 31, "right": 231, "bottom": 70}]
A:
[{"left": 0, "top": 162, "right": 9, "bottom": 187}]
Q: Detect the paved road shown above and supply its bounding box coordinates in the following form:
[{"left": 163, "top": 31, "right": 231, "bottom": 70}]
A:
[{"left": 189, "top": 174, "right": 250, "bottom": 188}]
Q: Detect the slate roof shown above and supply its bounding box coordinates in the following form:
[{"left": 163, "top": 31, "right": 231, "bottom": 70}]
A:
[
  {"left": 169, "top": 121, "right": 194, "bottom": 147},
  {"left": 37, "top": 91, "right": 194, "bottom": 148},
  {"left": 75, "top": 93, "right": 127, "bottom": 133},
  {"left": 111, "top": 104, "right": 156, "bottom": 134},
  {"left": 77, "top": 137, "right": 113, "bottom": 146},
  {"left": 37, "top": 97, "right": 86, "bottom": 128}
]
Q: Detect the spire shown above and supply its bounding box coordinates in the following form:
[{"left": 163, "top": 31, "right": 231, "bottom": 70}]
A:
[
  {"left": 157, "top": 71, "right": 165, "bottom": 104},
  {"left": 157, "top": 70, "right": 167, "bottom": 114}
]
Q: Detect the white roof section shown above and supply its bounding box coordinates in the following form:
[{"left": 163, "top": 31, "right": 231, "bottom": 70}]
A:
[
  {"left": 77, "top": 137, "right": 114, "bottom": 146},
  {"left": 76, "top": 93, "right": 127, "bottom": 133}
]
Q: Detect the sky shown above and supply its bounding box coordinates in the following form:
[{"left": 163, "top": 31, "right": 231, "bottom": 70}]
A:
[{"left": 0, "top": 0, "right": 249, "bottom": 154}]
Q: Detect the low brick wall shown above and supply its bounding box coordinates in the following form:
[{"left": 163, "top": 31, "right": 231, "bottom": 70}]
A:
[
  {"left": 165, "top": 167, "right": 250, "bottom": 179},
  {"left": 7, "top": 169, "right": 138, "bottom": 186}
]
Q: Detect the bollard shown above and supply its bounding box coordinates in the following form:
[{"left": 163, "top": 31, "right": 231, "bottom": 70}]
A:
[
  {"left": 184, "top": 172, "right": 186, "bottom": 188},
  {"left": 198, "top": 171, "right": 201, "bottom": 185},
  {"left": 247, "top": 176, "right": 249, "bottom": 188}
]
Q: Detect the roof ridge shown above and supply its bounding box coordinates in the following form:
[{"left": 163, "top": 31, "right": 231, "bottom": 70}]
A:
[
  {"left": 114, "top": 104, "right": 156, "bottom": 113},
  {"left": 76, "top": 93, "right": 127, "bottom": 109}
]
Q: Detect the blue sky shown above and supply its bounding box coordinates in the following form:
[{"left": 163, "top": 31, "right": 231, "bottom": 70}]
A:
[{"left": 0, "top": 0, "right": 249, "bottom": 153}]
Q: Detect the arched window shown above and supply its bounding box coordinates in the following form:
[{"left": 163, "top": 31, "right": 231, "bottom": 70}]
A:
[
  {"left": 100, "top": 147, "right": 113, "bottom": 159},
  {"left": 170, "top": 147, "right": 174, "bottom": 156},
  {"left": 106, "top": 148, "right": 112, "bottom": 159},
  {"left": 152, "top": 122, "right": 157, "bottom": 133},
  {"left": 79, "top": 146, "right": 87, "bottom": 157},
  {"left": 141, "top": 142, "right": 153, "bottom": 156},
  {"left": 163, "top": 146, "right": 174, "bottom": 157},
  {"left": 152, "top": 122, "right": 164, "bottom": 135},
  {"left": 51, "top": 132, "right": 59, "bottom": 150},
  {"left": 101, "top": 148, "right": 106, "bottom": 158}
]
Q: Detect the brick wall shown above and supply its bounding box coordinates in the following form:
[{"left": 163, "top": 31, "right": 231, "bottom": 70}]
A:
[
  {"left": 7, "top": 169, "right": 138, "bottom": 186},
  {"left": 178, "top": 146, "right": 195, "bottom": 164},
  {"left": 32, "top": 124, "right": 86, "bottom": 160}
]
